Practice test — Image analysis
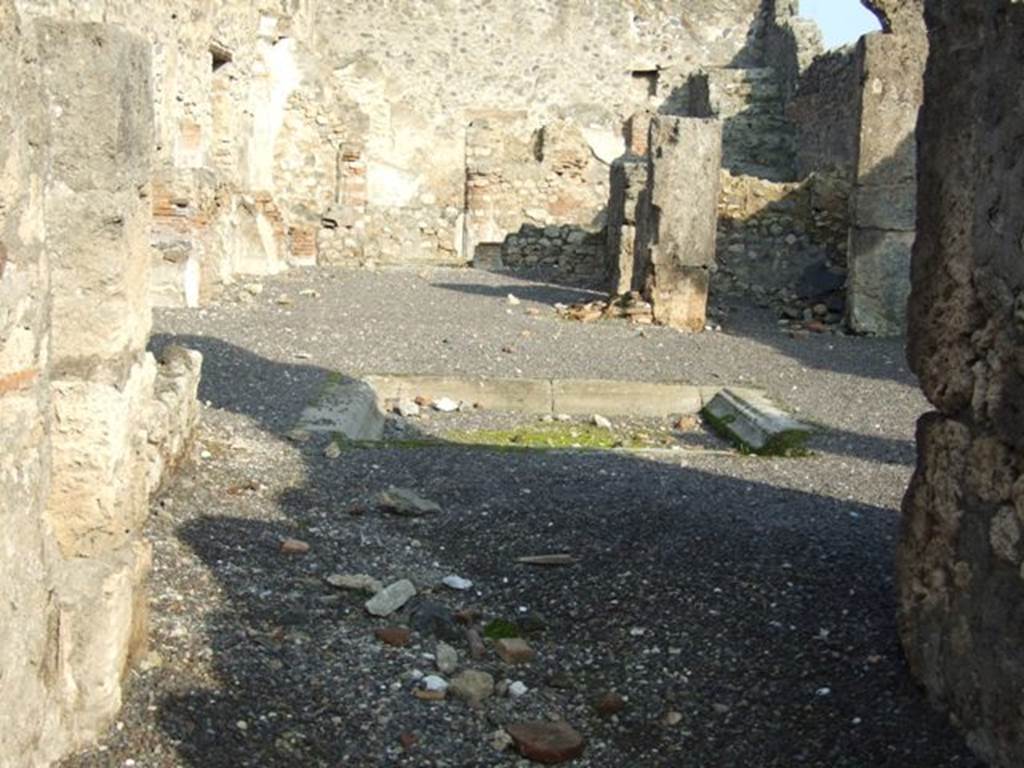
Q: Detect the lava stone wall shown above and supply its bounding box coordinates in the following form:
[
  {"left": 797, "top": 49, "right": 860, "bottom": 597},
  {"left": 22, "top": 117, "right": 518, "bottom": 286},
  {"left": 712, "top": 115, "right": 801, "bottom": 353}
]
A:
[{"left": 900, "top": 1, "right": 1024, "bottom": 765}]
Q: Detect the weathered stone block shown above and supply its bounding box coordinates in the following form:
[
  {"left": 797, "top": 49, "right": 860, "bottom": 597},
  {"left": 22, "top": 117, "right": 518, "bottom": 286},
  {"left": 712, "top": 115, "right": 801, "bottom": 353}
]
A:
[
  {"left": 49, "top": 356, "right": 157, "bottom": 559},
  {"left": 846, "top": 228, "right": 914, "bottom": 335},
  {"left": 636, "top": 117, "right": 722, "bottom": 332},
  {"left": 37, "top": 22, "right": 155, "bottom": 364}
]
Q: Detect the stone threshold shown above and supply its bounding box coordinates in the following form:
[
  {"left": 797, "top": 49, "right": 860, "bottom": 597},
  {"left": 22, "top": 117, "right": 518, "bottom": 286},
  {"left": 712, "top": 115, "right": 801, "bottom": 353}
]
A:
[{"left": 297, "top": 373, "right": 810, "bottom": 455}]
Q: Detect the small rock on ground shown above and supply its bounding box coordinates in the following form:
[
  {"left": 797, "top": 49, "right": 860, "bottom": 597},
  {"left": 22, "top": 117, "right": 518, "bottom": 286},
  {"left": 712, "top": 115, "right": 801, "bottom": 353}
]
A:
[
  {"left": 506, "top": 721, "right": 587, "bottom": 764},
  {"left": 449, "top": 670, "right": 494, "bottom": 707},
  {"left": 375, "top": 486, "right": 442, "bottom": 516},
  {"left": 365, "top": 579, "right": 417, "bottom": 617}
]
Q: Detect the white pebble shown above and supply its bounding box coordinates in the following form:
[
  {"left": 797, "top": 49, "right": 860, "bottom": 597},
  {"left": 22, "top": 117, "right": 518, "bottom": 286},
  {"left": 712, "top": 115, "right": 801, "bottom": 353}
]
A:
[
  {"left": 442, "top": 575, "right": 473, "bottom": 591},
  {"left": 423, "top": 675, "right": 449, "bottom": 692}
]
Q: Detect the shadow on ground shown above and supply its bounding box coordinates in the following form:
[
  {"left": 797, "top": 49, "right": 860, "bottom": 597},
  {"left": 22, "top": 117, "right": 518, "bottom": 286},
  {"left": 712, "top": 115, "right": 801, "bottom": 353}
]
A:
[{"left": 131, "top": 335, "right": 976, "bottom": 767}]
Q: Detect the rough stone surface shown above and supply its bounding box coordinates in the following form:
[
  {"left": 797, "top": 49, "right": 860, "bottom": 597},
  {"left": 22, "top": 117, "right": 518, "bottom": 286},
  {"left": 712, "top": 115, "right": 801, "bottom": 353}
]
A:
[
  {"left": 506, "top": 721, "right": 587, "bottom": 764},
  {"left": 605, "top": 154, "right": 649, "bottom": 294},
  {"left": 449, "top": 670, "right": 495, "bottom": 707},
  {"left": 0, "top": 10, "right": 200, "bottom": 767},
  {"left": 900, "top": 2, "right": 1024, "bottom": 766},
  {"left": 846, "top": 19, "right": 927, "bottom": 335},
  {"left": 365, "top": 579, "right": 417, "bottom": 617},
  {"left": 636, "top": 117, "right": 723, "bottom": 332}
]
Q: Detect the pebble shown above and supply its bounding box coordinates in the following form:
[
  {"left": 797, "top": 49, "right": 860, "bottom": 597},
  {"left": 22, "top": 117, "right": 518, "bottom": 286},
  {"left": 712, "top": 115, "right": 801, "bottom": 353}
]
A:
[
  {"left": 449, "top": 670, "right": 495, "bottom": 707},
  {"left": 375, "top": 486, "right": 442, "bottom": 517},
  {"left": 506, "top": 721, "right": 586, "bottom": 764},
  {"left": 507, "top": 293, "right": 521, "bottom": 306},
  {"left": 325, "top": 573, "right": 384, "bottom": 594},
  {"left": 433, "top": 397, "right": 460, "bottom": 412},
  {"left": 280, "top": 538, "right": 310, "bottom": 555},
  {"left": 662, "top": 711, "right": 684, "bottom": 727},
  {"left": 396, "top": 398, "right": 421, "bottom": 418},
  {"left": 594, "top": 691, "right": 626, "bottom": 717},
  {"left": 466, "top": 628, "right": 487, "bottom": 660},
  {"left": 365, "top": 579, "right": 417, "bottom": 617},
  {"left": 323, "top": 441, "right": 341, "bottom": 459},
  {"left": 508, "top": 681, "right": 529, "bottom": 698},
  {"left": 592, "top": 414, "right": 613, "bottom": 429},
  {"left": 490, "top": 729, "right": 515, "bottom": 752},
  {"left": 495, "top": 637, "right": 536, "bottom": 665},
  {"left": 422, "top": 675, "right": 449, "bottom": 692},
  {"left": 435, "top": 642, "right": 459, "bottom": 675},
  {"left": 374, "top": 626, "right": 411, "bottom": 647},
  {"left": 442, "top": 575, "right": 473, "bottom": 591}
]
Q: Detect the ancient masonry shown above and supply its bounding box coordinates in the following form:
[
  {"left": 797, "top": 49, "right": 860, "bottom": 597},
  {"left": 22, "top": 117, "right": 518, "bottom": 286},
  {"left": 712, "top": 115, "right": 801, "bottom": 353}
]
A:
[
  {"left": 899, "top": 1, "right": 1024, "bottom": 766},
  {"left": 0, "top": 3, "right": 201, "bottom": 765},
  {"left": 1, "top": 0, "right": 1021, "bottom": 766}
]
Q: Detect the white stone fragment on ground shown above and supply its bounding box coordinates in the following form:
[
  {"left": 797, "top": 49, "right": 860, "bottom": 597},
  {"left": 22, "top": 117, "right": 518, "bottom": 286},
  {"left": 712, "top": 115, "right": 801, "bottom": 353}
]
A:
[
  {"left": 433, "top": 397, "right": 460, "bottom": 413},
  {"left": 508, "top": 681, "right": 529, "bottom": 698},
  {"left": 442, "top": 575, "right": 473, "bottom": 591},
  {"left": 593, "top": 414, "right": 613, "bottom": 429},
  {"left": 365, "top": 579, "right": 417, "bottom": 617},
  {"left": 422, "top": 675, "right": 448, "bottom": 692},
  {"left": 554, "top": 413, "right": 572, "bottom": 422},
  {"left": 323, "top": 441, "right": 341, "bottom": 459},
  {"left": 396, "top": 398, "right": 420, "bottom": 418},
  {"left": 436, "top": 642, "right": 459, "bottom": 675},
  {"left": 507, "top": 293, "right": 521, "bottom": 306},
  {"left": 244, "top": 282, "right": 264, "bottom": 296},
  {"left": 375, "top": 486, "right": 442, "bottom": 516},
  {"left": 325, "top": 573, "right": 383, "bottom": 594}
]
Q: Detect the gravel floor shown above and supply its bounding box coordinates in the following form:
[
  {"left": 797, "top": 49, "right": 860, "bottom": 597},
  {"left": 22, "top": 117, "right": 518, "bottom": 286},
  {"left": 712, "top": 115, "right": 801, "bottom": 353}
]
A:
[{"left": 60, "top": 266, "right": 980, "bottom": 767}]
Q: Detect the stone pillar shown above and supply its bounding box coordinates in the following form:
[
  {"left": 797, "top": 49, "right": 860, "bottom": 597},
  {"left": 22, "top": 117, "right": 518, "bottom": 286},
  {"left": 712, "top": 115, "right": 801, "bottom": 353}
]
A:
[
  {"left": 900, "top": 2, "right": 1024, "bottom": 766},
  {"left": 846, "top": 14, "right": 926, "bottom": 335},
  {"left": 37, "top": 17, "right": 158, "bottom": 741},
  {"left": 635, "top": 117, "right": 722, "bottom": 332},
  {"left": 605, "top": 155, "right": 648, "bottom": 295}
]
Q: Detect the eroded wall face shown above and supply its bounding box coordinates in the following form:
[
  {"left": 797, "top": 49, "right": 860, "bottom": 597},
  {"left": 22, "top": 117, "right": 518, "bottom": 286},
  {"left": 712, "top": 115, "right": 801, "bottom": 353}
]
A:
[
  {"left": 0, "top": 2, "right": 64, "bottom": 763},
  {"left": 901, "top": 1, "right": 1024, "bottom": 765}
]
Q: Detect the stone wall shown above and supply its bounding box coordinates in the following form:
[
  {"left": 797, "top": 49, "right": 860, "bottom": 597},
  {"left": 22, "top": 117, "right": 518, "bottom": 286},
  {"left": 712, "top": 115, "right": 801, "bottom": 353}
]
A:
[
  {"left": 787, "top": 47, "right": 861, "bottom": 180},
  {"left": 900, "top": 1, "right": 1024, "bottom": 765},
  {"left": 314, "top": 0, "right": 765, "bottom": 269},
  {"left": 464, "top": 113, "right": 611, "bottom": 280},
  {"left": 714, "top": 170, "right": 850, "bottom": 326},
  {"left": 16, "top": 0, "right": 332, "bottom": 307},
  {"left": 0, "top": 5, "right": 201, "bottom": 766}
]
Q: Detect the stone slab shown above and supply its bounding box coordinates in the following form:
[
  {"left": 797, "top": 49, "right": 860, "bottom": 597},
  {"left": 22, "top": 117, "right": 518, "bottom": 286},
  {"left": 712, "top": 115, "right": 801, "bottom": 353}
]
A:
[
  {"left": 550, "top": 378, "right": 703, "bottom": 417},
  {"left": 702, "top": 388, "right": 812, "bottom": 455},
  {"left": 299, "top": 377, "right": 385, "bottom": 440}
]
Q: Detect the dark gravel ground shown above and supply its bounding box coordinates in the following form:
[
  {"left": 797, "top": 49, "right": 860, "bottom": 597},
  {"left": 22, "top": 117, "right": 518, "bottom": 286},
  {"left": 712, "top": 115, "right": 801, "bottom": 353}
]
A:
[{"left": 60, "top": 266, "right": 982, "bottom": 767}]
